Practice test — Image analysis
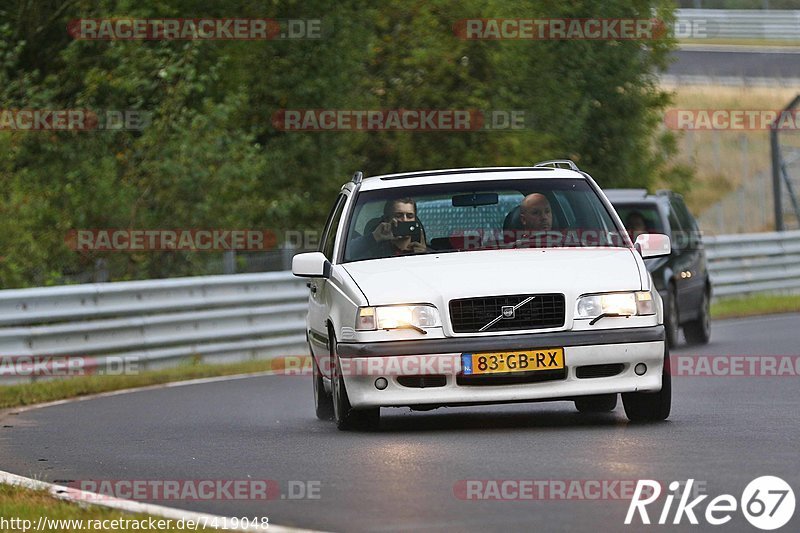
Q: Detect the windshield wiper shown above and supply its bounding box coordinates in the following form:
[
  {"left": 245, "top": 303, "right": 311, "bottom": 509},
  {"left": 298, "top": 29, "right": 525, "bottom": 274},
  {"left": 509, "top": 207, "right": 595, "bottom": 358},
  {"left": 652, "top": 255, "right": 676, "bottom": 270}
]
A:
[
  {"left": 589, "top": 313, "right": 627, "bottom": 326},
  {"left": 387, "top": 322, "right": 428, "bottom": 335}
]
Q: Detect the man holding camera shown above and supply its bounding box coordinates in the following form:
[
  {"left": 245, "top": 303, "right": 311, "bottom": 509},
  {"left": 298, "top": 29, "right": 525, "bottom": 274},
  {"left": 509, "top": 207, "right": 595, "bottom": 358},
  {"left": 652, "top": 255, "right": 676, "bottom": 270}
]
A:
[{"left": 349, "top": 198, "right": 428, "bottom": 260}]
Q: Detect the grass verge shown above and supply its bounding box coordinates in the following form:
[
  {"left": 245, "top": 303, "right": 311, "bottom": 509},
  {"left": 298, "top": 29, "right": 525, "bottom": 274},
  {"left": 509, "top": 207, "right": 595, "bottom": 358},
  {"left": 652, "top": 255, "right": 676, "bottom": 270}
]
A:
[
  {"left": 0, "top": 484, "right": 226, "bottom": 531},
  {"left": 0, "top": 358, "right": 287, "bottom": 410},
  {"left": 711, "top": 293, "right": 800, "bottom": 320}
]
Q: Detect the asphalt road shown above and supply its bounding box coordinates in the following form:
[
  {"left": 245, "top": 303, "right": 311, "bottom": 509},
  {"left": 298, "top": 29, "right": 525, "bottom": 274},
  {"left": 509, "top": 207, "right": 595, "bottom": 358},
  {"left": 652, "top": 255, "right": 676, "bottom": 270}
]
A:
[
  {"left": 1, "top": 313, "right": 799, "bottom": 532},
  {"left": 670, "top": 47, "right": 800, "bottom": 78}
]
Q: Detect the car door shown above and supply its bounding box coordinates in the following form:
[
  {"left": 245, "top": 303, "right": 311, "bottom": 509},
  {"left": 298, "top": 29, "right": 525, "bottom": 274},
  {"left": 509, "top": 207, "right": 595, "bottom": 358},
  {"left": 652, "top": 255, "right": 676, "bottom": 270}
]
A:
[
  {"left": 307, "top": 193, "right": 347, "bottom": 366},
  {"left": 672, "top": 198, "right": 705, "bottom": 316},
  {"left": 667, "top": 199, "right": 697, "bottom": 321}
]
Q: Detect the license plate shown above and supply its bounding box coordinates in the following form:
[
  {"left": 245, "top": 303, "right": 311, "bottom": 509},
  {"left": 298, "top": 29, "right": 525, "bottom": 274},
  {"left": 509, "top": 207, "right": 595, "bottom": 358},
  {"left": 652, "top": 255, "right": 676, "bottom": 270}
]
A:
[{"left": 461, "top": 348, "right": 564, "bottom": 375}]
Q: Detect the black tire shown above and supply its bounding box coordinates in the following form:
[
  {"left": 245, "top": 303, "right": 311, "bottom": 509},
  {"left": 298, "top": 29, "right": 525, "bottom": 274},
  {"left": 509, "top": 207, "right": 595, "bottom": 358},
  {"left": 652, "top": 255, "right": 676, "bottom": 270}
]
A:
[
  {"left": 312, "top": 353, "right": 334, "bottom": 421},
  {"left": 683, "top": 286, "right": 711, "bottom": 345},
  {"left": 330, "top": 334, "right": 379, "bottom": 431},
  {"left": 664, "top": 286, "right": 680, "bottom": 349},
  {"left": 574, "top": 394, "right": 617, "bottom": 413},
  {"left": 622, "top": 346, "right": 671, "bottom": 422}
]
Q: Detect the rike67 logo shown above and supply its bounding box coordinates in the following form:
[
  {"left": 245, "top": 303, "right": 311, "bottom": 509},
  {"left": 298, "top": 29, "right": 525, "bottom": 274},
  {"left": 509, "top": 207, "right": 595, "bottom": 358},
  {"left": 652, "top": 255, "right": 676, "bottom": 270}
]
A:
[{"left": 626, "top": 477, "right": 795, "bottom": 530}]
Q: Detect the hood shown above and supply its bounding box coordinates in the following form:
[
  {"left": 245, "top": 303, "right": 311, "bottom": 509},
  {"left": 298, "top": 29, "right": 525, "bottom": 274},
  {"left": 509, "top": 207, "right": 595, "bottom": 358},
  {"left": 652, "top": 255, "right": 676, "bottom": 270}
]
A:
[{"left": 341, "top": 248, "right": 643, "bottom": 306}]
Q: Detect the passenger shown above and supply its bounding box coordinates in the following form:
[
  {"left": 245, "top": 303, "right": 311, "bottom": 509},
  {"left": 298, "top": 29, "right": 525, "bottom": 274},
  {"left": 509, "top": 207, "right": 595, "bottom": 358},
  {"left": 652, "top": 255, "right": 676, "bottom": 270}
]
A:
[{"left": 626, "top": 211, "right": 648, "bottom": 241}]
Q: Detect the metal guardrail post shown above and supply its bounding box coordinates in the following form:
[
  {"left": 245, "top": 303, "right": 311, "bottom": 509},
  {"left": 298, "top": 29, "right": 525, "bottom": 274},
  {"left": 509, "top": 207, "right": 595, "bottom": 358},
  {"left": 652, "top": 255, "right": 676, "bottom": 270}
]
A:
[
  {"left": 770, "top": 94, "right": 800, "bottom": 232},
  {"left": 772, "top": 127, "right": 784, "bottom": 232},
  {"left": 223, "top": 250, "right": 236, "bottom": 274}
]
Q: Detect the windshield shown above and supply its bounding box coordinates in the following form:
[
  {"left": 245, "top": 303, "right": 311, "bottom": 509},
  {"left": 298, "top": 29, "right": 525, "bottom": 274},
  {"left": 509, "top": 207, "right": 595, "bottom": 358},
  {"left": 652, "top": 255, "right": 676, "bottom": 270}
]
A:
[{"left": 342, "top": 178, "right": 627, "bottom": 262}]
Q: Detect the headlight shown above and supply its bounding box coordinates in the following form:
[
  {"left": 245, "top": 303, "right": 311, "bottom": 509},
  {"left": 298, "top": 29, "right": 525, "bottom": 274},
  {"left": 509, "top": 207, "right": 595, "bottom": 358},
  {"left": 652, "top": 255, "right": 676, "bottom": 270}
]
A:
[
  {"left": 576, "top": 291, "right": 655, "bottom": 319},
  {"left": 356, "top": 305, "right": 441, "bottom": 331}
]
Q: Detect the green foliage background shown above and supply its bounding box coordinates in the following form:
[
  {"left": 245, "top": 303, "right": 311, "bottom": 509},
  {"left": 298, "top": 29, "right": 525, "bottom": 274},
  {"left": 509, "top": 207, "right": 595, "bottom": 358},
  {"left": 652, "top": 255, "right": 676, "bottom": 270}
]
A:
[{"left": 0, "top": 0, "right": 688, "bottom": 287}]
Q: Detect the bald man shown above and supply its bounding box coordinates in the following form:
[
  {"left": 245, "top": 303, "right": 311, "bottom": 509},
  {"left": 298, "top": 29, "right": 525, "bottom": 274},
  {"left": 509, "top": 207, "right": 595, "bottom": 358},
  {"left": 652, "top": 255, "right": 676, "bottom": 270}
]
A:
[{"left": 519, "top": 193, "right": 553, "bottom": 231}]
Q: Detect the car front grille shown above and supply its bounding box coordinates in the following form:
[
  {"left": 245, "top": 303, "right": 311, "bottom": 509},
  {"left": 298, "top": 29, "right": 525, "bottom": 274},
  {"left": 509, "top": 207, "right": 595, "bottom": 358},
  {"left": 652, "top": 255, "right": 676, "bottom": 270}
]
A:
[{"left": 449, "top": 293, "right": 565, "bottom": 333}]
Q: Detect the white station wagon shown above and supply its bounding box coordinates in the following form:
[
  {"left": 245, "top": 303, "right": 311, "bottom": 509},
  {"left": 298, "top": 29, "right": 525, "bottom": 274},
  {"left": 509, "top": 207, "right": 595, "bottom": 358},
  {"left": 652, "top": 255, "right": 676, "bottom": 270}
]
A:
[{"left": 292, "top": 161, "right": 672, "bottom": 430}]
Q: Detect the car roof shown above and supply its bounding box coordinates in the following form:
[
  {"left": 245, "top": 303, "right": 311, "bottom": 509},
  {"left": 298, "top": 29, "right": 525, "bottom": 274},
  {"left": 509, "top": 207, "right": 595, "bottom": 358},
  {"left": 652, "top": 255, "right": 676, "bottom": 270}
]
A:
[
  {"left": 604, "top": 188, "right": 684, "bottom": 203},
  {"left": 354, "top": 167, "right": 586, "bottom": 192},
  {"left": 604, "top": 188, "right": 651, "bottom": 200}
]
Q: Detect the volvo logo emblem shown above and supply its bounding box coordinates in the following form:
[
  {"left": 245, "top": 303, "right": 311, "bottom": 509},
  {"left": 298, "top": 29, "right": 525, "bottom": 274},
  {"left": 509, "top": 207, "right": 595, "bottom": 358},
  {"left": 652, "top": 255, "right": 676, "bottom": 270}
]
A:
[{"left": 479, "top": 296, "right": 536, "bottom": 332}]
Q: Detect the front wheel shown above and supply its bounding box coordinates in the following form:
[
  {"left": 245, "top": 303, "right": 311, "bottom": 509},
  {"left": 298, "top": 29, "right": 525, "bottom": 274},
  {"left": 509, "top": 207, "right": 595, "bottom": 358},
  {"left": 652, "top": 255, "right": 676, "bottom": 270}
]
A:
[
  {"left": 683, "top": 287, "right": 711, "bottom": 345},
  {"left": 313, "top": 354, "right": 334, "bottom": 421},
  {"left": 331, "top": 336, "right": 379, "bottom": 431},
  {"left": 664, "top": 287, "right": 679, "bottom": 349},
  {"left": 622, "top": 346, "right": 671, "bottom": 422}
]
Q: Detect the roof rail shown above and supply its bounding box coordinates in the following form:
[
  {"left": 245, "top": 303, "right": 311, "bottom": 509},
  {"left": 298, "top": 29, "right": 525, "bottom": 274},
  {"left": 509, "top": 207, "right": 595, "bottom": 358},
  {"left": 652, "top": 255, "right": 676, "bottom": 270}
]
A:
[
  {"left": 606, "top": 188, "right": 649, "bottom": 198},
  {"left": 533, "top": 159, "right": 580, "bottom": 171},
  {"left": 352, "top": 171, "right": 364, "bottom": 185}
]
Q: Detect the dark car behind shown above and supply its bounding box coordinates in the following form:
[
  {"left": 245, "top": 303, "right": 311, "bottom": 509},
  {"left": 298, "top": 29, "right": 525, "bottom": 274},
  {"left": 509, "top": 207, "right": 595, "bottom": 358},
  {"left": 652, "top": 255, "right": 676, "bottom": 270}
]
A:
[{"left": 606, "top": 189, "right": 711, "bottom": 347}]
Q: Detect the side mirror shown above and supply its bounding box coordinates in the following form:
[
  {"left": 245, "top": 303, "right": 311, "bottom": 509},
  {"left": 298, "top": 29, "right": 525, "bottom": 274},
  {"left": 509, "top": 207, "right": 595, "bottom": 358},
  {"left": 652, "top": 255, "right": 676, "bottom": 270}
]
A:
[
  {"left": 634, "top": 233, "right": 671, "bottom": 258},
  {"left": 292, "top": 252, "right": 331, "bottom": 278}
]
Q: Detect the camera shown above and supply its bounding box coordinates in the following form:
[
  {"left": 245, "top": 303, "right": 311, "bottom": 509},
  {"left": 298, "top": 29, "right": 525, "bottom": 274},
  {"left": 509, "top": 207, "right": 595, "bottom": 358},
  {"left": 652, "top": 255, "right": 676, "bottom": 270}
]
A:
[{"left": 393, "top": 221, "right": 420, "bottom": 238}]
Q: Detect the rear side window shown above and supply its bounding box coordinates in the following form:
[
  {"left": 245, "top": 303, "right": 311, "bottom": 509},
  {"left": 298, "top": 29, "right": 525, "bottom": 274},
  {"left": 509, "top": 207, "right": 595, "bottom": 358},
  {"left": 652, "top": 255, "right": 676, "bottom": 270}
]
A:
[
  {"left": 671, "top": 197, "right": 701, "bottom": 250},
  {"left": 667, "top": 204, "right": 683, "bottom": 234},
  {"left": 672, "top": 198, "right": 698, "bottom": 232}
]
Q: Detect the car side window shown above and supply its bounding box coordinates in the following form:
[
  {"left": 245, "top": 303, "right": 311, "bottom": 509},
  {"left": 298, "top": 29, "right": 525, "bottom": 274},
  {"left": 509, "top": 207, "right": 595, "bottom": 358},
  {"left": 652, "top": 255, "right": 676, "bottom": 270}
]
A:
[
  {"left": 667, "top": 201, "right": 686, "bottom": 250},
  {"left": 320, "top": 194, "right": 347, "bottom": 261},
  {"left": 672, "top": 199, "right": 700, "bottom": 249},
  {"left": 672, "top": 199, "right": 693, "bottom": 230}
]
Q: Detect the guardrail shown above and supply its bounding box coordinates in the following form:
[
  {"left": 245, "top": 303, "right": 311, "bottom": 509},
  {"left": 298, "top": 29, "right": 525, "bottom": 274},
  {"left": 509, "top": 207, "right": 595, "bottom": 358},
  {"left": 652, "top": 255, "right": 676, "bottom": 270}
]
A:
[
  {"left": 705, "top": 230, "right": 800, "bottom": 298},
  {"left": 676, "top": 9, "right": 800, "bottom": 41},
  {"left": 1, "top": 232, "right": 798, "bottom": 384},
  {"left": 0, "top": 272, "right": 308, "bottom": 384}
]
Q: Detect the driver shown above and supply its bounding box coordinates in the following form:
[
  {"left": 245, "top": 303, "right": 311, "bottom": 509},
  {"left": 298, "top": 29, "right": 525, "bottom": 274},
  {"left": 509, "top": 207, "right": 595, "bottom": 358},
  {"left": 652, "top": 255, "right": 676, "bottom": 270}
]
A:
[{"left": 519, "top": 193, "right": 553, "bottom": 232}]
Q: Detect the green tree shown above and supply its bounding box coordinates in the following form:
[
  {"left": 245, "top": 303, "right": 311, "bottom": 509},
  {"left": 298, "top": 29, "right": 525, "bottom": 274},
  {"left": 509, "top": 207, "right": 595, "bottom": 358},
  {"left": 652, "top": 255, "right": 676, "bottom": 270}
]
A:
[{"left": 0, "top": 0, "right": 687, "bottom": 288}]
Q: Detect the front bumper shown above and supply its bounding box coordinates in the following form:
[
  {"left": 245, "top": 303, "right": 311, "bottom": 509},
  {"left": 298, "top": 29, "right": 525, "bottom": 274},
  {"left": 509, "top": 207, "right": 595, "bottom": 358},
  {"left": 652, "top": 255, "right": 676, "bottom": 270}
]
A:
[{"left": 337, "top": 326, "right": 665, "bottom": 408}]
